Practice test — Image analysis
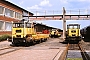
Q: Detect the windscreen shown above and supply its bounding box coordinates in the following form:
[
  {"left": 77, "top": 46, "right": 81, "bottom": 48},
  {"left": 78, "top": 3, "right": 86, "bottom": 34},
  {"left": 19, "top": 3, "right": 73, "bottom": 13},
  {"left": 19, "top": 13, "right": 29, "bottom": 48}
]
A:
[
  {"left": 13, "top": 23, "right": 32, "bottom": 28},
  {"left": 25, "top": 23, "right": 31, "bottom": 28},
  {"left": 67, "top": 25, "right": 80, "bottom": 29},
  {"left": 13, "top": 23, "right": 24, "bottom": 28}
]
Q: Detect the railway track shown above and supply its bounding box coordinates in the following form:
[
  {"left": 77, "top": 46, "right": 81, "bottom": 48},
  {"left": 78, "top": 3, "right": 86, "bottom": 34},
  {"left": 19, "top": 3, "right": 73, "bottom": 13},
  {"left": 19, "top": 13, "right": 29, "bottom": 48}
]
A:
[
  {"left": 0, "top": 46, "right": 12, "bottom": 50},
  {"left": 78, "top": 43, "right": 90, "bottom": 60},
  {"left": 0, "top": 46, "right": 23, "bottom": 56},
  {"left": 59, "top": 43, "right": 90, "bottom": 60}
]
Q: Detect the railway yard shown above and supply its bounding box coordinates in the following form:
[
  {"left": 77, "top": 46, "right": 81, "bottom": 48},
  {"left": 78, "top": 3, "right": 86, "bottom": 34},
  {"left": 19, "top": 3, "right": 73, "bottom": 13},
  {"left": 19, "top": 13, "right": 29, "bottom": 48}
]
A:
[
  {"left": 0, "top": 36, "right": 89, "bottom": 60},
  {"left": 0, "top": 0, "right": 90, "bottom": 60}
]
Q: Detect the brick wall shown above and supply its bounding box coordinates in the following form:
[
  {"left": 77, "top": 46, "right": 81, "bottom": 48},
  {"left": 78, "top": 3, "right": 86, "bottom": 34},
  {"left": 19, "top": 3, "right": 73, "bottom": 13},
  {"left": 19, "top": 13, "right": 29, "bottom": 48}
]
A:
[
  {"left": 0, "top": 15, "right": 19, "bottom": 22},
  {"left": 0, "top": 31, "right": 11, "bottom": 35}
]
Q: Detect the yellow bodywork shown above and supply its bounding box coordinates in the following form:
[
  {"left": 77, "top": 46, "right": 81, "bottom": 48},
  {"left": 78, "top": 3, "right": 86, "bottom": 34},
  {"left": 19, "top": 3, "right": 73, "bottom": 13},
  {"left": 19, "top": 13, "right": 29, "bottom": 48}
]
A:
[
  {"left": 57, "top": 34, "right": 61, "bottom": 36},
  {"left": 50, "top": 31, "right": 55, "bottom": 35},
  {"left": 66, "top": 24, "right": 81, "bottom": 41},
  {"left": 11, "top": 21, "right": 50, "bottom": 46},
  {"left": 12, "top": 28, "right": 36, "bottom": 38},
  {"left": 12, "top": 28, "right": 24, "bottom": 38},
  {"left": 12, "top": 27, "right": 49, "bottom": 42},
  {"left": 32, "top": 34, "right": 40, "bottom": 40},
  {"left": 50, "top": 29, "right": 61, "bottom": 37},
  {"left": 37, "top": 34, "right": 49, "bottom": 39},
  {"left": 68, "top": 29, "right": 80, "bottom": 37}
]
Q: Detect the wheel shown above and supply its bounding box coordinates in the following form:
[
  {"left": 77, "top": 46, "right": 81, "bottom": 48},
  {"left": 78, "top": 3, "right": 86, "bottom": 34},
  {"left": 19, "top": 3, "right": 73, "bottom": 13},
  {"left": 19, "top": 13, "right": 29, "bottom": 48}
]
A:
[
  {"left": 44, "top": 38, "right": 47, "bottom": 41},
  {"left": 36, "top": 40, "right": 40, "bottom": 44},
  {"left": 25, "top": 41, "right": 29, "bottom": 47},
  {"left": 11, "top": 42, "right": 18, "bottom": 46}
]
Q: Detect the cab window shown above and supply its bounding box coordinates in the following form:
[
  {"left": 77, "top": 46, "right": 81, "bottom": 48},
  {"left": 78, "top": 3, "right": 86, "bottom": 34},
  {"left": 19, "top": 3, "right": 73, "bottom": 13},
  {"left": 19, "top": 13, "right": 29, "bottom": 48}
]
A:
[{"left": 13, "top": 23, "right": 24, "bottom": 28}]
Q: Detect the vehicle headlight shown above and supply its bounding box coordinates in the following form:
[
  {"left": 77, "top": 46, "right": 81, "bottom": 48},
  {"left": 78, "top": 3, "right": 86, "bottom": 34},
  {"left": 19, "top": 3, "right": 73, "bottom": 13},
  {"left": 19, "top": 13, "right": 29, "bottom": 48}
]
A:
[
  {"left": 23, "top": 40, "right": 26, "bottom": 42},
  {"left": 82, "top": 37, "right": 84, "bottom": 38}
]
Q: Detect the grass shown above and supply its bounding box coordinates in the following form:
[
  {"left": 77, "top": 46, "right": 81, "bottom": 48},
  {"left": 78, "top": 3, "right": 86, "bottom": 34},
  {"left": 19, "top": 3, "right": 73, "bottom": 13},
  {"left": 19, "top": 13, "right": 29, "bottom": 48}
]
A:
[
  {"left": 66, "top": 58, "right": 83, "bottom": 60},
  {"left": 0, "top": 34, "right": 11, "bottom": 41}
]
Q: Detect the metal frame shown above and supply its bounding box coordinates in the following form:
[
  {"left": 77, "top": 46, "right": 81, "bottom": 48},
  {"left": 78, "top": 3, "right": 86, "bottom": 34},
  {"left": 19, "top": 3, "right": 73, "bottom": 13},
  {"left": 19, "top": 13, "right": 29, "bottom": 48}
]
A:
[{"left": 23, "top": 7, "right": 90, "bottom": 40}]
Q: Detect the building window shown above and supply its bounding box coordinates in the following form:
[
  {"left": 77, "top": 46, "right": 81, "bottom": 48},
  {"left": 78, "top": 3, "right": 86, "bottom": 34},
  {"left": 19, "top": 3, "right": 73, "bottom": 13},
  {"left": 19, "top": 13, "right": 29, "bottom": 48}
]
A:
[
  {"left": 5, "top": 8, "right": 10, "bottom": 16},
  {"left": 5, "top": 8, "right": 14, "bottom": 17},
  {"left": 10, "top": 10, "right": 14, "bottom": 17},
  {"left": 0, "top": 6, "right": 4, "bottom": 14},
  {"left": 5, "top": 22, "right": 12, "bottom": 31},
  {"left": 23, "top": 11, "right": 28, "bottom": 20},
  {"left": 20, "top": 14, "right": 22, "bottom": 19},
  {"left": 0, "top": 21, "right": 4, "bottom": 30},
  {"left": 15, "top": 12, "right": 22, "bottom": 19}
]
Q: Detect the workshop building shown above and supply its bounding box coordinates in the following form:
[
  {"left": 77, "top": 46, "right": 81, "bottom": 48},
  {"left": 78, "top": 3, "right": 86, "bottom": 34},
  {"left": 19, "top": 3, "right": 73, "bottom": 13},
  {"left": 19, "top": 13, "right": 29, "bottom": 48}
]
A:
[{"left": 0, "top": 0, "right": 33, "bottom": 35}]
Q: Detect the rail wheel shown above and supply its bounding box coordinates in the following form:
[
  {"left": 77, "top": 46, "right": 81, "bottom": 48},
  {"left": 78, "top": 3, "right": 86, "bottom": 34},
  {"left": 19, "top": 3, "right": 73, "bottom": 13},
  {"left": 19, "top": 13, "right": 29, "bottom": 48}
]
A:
[
  {"left": 11, "top": 42, "right": 18, "bottom": 46},
  {"left": 25, "top": 41, "right": 29, "bottom": 47}
]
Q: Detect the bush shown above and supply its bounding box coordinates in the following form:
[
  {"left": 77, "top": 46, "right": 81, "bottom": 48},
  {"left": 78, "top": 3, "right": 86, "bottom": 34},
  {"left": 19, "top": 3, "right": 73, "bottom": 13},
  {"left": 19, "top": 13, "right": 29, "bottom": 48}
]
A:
[{"left": 0, "top": 34, "right": 12, "bottom": 41}]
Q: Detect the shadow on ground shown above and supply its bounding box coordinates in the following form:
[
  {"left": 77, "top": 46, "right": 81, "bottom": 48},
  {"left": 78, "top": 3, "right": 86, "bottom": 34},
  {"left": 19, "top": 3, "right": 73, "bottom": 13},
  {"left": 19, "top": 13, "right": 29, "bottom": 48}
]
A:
[
  {"left": 59, "top": 40, "right": 79, "bottom": 44},
  {"left": 83, "top": 37, "right": 90, "bottom": 42}
]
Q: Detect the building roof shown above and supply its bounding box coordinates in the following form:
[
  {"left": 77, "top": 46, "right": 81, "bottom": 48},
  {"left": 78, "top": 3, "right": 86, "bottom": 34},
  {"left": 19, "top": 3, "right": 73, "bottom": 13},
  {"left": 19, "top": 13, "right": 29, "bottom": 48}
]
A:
[
  {"left": 3, "top": 0, "right": 33, "bottom": 15},
  {"left": 33, "top": 22, "right": 61, "bottom": 30}
]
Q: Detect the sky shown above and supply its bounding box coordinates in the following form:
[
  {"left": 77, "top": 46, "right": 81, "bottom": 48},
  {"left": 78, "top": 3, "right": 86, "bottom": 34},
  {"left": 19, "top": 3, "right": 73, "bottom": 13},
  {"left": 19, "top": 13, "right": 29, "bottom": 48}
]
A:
[{"left": 6, "top": 0, "right": 90, "bottom": 29}]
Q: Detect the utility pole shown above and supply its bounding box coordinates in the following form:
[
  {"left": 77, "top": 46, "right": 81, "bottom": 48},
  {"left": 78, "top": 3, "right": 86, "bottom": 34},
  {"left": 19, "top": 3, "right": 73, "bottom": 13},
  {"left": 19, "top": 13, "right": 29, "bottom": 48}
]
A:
[{"left": 63, "top": 7, "right": 66, "bottom": 40}]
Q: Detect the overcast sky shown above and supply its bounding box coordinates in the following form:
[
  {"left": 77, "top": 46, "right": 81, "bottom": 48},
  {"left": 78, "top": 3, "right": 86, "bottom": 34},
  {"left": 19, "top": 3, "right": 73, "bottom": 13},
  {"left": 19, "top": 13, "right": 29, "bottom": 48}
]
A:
[{"left": 6, "top": 0, "right": 90, "bottom": 29}]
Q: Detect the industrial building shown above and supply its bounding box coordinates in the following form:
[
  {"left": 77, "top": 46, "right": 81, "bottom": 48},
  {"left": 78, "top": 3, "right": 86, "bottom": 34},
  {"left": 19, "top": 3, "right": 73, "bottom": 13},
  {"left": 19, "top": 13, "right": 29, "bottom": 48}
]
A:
[
  {"left": 34, "top": 22, "right": 62, "bottom": 32},
  {"left": 0, "top": 0, "right": 33, "bottom": 35}
]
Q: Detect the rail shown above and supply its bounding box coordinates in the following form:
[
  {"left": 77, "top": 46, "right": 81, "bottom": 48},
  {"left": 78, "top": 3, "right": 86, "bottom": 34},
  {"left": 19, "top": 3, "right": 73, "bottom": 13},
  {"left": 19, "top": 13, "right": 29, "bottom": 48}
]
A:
[
  {"left": 0, "top": 46, "right": 12, "bottom": 50},
  {"left": 78, "top": 43, "right": 90, "bottom": 60},
  {"left": 0, "top": 47, "right": 22, "bottom": 56},
  {"left": 58, "top": 43, "right": 69, "bottom": 60},
  {"left": 59, "top": 43, "right": 90, "bottom": 60}
]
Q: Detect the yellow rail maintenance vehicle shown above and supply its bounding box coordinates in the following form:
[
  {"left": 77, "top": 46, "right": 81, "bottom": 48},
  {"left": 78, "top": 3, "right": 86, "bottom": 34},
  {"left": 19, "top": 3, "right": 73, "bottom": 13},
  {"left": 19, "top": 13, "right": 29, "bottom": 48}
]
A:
[
  {"left": 10, "top": 19, "right": 49, "bottom": 46},
  {"left": 66, "top": 24, "right": 81, "bottom": 42},
  {"left": 50, "top": 29, "right": 61, "bottom": 38},
  {"left": 12, "top": 20, "right": 34, "bottom": 46}
]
